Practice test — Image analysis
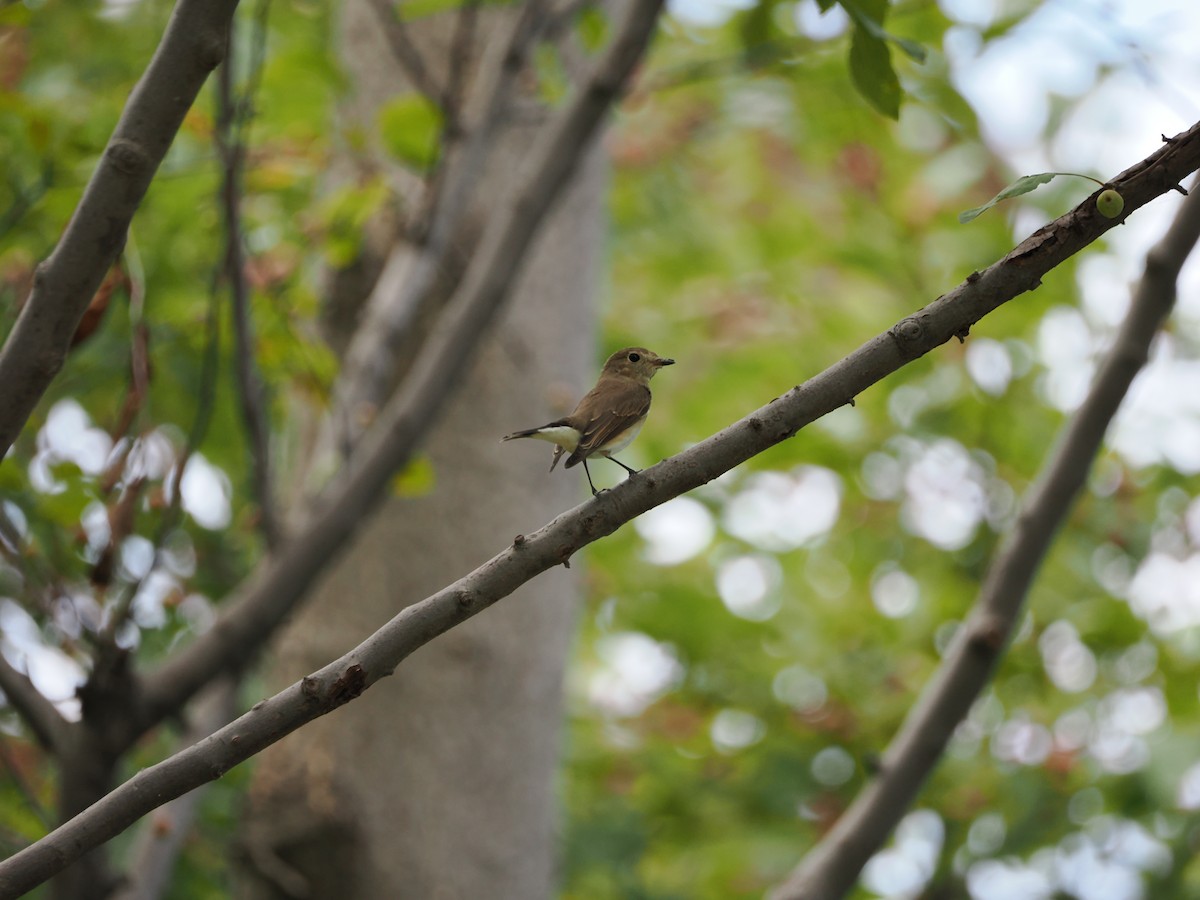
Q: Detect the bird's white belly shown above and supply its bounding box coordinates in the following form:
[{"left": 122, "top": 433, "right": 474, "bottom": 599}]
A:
[{"left": 598, "top": 417, "right": 645, "bottom": 455}]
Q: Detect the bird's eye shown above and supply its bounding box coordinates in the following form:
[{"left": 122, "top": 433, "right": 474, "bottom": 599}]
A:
[{"left": 628, "top": 352, "right": 641, "bottom": 362}]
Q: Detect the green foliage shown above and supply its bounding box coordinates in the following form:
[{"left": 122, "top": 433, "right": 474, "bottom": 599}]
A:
[
  {"left": 841, "top": 0, "right": 924, "bottom": 119},
  {"left": 848, "top": 15, "right": 901, "bottom": 119},
  {"left": 314, "top": 177, "right": 391, "bottom": 265},
  {"left": 377, "top": 93, "right": 443, "bottom": 171},
  {"left": 577, "top": 7, "right": 610, "bottom": 54}
]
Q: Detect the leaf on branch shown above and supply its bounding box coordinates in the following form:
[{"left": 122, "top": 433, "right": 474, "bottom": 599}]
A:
[
  {"left": 958, "top": 172, "right": 1059, "bottom": 223},
  {"left": 576, "top": 7, "right": 609, "bottom": 53},
  {"left": 848, "top": 22, "right": 900, "bottom": 119},
  {"left": 840, "top": 0, "right": 926, "bottom": 62},
  {"left": 377, "top": 93, "right": 443, "bottom": 172}
]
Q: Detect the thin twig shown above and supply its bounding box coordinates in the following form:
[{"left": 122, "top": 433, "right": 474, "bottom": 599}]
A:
[
  {"left": 404, "top": 0, "right": 481, "bottom": 239},
  {"left": 98, "top": 267, "right": 223, "bottom": 652},
  {"left": 234, "top": 0, "right": 273, "bottom": 145},
  {"left": 364, "top": 0, "right": 445, "bottom": 106},
  {"left": 442, "top": 0, "right": 481, "bottom": 133},
  {"left": 768, "top": 176, "right": 1200, "bottom": 900},
  {"left": 217, "top": 16, "right": 279, "bottom": 547}
]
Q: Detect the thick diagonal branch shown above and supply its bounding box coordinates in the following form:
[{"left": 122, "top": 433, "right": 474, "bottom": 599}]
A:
[
  {"left": 0, "top": 0, "right": 240, "bottom": 459},
  {"left": 768, "top": 177, "right": 1200, "bottom": 900},
  {"left": 2, "top": 122, "right": 1199, "bottom": 898}
]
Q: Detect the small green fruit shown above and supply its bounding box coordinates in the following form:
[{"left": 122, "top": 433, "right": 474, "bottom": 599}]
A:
[{"left": 1097, "top": 189, "right": 1124, "bottom": 218}]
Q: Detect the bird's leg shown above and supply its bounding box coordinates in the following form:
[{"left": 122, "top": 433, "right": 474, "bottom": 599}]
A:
[
  {"left": 607, "top": 455, "right": 640, "bottom": 477},
  {"left": 583, "top": 459, "right": 601, "bottom": 496}
]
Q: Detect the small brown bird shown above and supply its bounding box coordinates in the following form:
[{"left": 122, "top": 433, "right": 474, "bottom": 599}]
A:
[{"left": 502, "top": 347, "right": 675, "bottom": 495}]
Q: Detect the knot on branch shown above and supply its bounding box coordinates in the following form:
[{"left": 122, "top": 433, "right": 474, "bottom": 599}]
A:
[
  {"left": 889, "top": 316, "right": 926, "bottom": 358},
  {"left": 106, "top": 139, "right": 152, "bottom": 176},
  {"left": 301, "top": 675, "right": 320, "bottom": 702},
  {"left": 327, "top": 664, "right": 367, "bottom": 709},
  {"left": 966, "top": 614, "right": 1007, "bottom": 654},
  {"left": 196, "top": 30, "right": 228, "bottom": 72},
  {"left": 300, "top": 665, "right": 368, "bottom": 711}
]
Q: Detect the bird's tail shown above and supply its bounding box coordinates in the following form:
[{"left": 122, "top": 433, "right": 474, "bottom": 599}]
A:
[{"left": 501, "top": 427, "right": 543, "bottom": 442}]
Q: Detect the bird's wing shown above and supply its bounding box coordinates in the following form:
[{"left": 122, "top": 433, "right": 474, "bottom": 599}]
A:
[{"left": 566, "top": 384, "right": 651, "bottom": 466}]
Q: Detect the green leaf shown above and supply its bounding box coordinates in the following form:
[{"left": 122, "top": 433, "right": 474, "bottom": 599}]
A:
[
  {"left": 840, "top": 0, "right": 926, "bottom": 62},
  {"left": 391, "top": 455, "right": 436, "bottom": 497},
  {"left": 958, "top": 172, "right": 1059, "bottom": 223},
  {"left": 533, "top": 44, "right": 569, "bottom": 106},
  {"left": 376, "top": 93, "right": 443, "bottom": 171},
  {"left": 848, "top": 24, "right": 900, "bottom": 119},
  {"left": 739, "top": 0, "right": 777, "bottom": 56},
  {"left": 576, "top": 6, "right": 608, "bottom": 54},
  {"left": 315, "top": 178, "right": 390, "bottom": 266}
]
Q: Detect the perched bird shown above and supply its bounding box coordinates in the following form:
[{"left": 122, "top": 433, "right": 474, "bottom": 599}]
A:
[{"left": 502, "top": 347, "right": 675, "bottom": 496}]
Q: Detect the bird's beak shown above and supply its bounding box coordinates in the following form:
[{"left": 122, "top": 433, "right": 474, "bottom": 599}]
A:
[{"left": 657, "top": 357, "right": 676, "bottom": 367}]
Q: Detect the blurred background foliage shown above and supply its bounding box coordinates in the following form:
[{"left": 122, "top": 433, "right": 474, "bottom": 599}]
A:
[{"left": 3, "top": 0, "right": 1200, "bottom": 897}]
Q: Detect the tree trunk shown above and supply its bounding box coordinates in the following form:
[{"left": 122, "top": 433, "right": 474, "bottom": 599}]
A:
[{"left": 238, "top": 4, "right": 604, "bottom": 897}]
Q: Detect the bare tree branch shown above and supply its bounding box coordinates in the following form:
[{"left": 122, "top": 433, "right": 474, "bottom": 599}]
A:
[
  {"left": 2, "top": 120, "right": 1198, "bottom": 898},
  {"left": 0, "top": 651, "right": 70, "bottom": 757},
  {"left": 217, "top": 20, "right": 280, "bottom": 547},
  {"left": 442, "top": 0, "right": 481, "bottom": 128},
  {"left": 0, "top": 0, "right": 240, "bottom": 460},
  {"left": 135, "top": 0, "right": 665, "bottom": 733},
  {"left": 330, "top": 0, "right": 551, "bottom": 450},
  {"left": 364, "top": 0, "right": 446, "bottom": 108},
  {"left": 768, "top": 175, "right": 1200, "bottom": 900},
  {"left": 98, "top": 260, "right": 224, "bottom": 661}
]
